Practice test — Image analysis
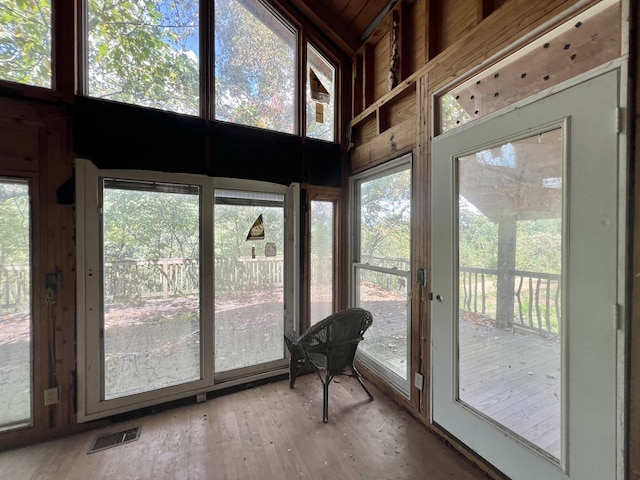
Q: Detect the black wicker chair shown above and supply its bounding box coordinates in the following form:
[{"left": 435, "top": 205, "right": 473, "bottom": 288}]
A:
[{"left": 284, "top": 308, "right": 374, "bottom": 422}]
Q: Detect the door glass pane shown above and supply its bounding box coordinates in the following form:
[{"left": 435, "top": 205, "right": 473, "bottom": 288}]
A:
[
  {"left": 310, "top": 200, "right": 333, "bottom": 325},
  {"left": 214, "top": 189, "right": 285, "bottom": 372},
  {"left": 102, "top": 181, "right": 201, "bottom": 400},
  {"left": 0, "top": 180, "right": 31, "bottom": 429},
  {"left": 457, "top": 128, "right": 563, "bottom": 458},
  {"left": 356, "top": 167, "right": 411, "bottom": 382}
]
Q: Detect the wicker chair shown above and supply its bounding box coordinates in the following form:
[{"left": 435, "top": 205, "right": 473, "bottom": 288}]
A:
[{"left": 284, "top": 308, "right": 374, "bottom": 422}]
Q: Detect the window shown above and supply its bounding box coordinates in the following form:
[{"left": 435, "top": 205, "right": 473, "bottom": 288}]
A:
[
  {"left": 0, "top": 0, "right": 51, "bottom": 88},
  {"left": 214, "top": 0, "right": 296, "bottom": 133},
  {"left": 309, "top": 200, "right": 334, "bottom": 324},
  {"left": 0, "top": 179, "right": 32, "bottom": 430},
  {"left": 306, "top": 44, "right": 335, "bottom": 142},
  {"left": 86, "top": 0, "right": 200, "bottom": 115},
  {"left": 351, "top": 156, "right": 411, "bottom": 395}
]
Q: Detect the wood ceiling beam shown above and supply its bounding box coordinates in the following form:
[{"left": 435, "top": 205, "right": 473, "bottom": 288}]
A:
[{"left": 286, "top": 0, "right": 360, "bottom": 55}]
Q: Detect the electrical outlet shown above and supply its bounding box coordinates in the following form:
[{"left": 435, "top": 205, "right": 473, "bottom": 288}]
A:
[
  {"left": 44, "top": 387, "right": 59, "bottom": 406},
  {"left": 414, "top": 372, "right": 425, "bottom": 391},
  {"left": 196, "top": 392, "right": 206, "bottom": 403}
]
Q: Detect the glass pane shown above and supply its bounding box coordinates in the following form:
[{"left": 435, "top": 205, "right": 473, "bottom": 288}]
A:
[
  {"left": 306, "top": 44, "right": 335, "bottom": 142},
  {"left": 360, "top": 169, "right": 411, "bottom": 270},
  {"left": 215, "top": 0, "right": 296, "bottom": 134},
  {"left": 214, "top": 189, "right": 285, "bottom": 372},
  {"left": 356, "top": 166, "right": 411, "bottom": 382},
  {"left": 103, "top": 181, "right": 201, "bottom": 400},
  {"left": 439, "top": 0, "right": 620, "bottom": 133},
  {"left": 457, "top": 128, "right": 563, "bottom": 458},
  {"left": 87, "top": 0, "right": 199, "bottom": 115},
  {"left": 0, "top": 0, "right": 51, "bottom": 87},
  {"left": 356, "top": 268, "right": 408, "bottom": 380},
  {"left": 0, "top": 180, "right": 31, "bottom": 429},
  {"left": 310, "top": 201, "right": 333, "bottom": 325}
]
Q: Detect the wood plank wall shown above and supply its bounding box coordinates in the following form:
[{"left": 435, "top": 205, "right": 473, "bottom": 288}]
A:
[{"left": 347, "top": 0, "right": 635, "bottom": 478}]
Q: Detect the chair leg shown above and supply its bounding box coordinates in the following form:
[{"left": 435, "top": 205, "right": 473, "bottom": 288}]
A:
[
  {"left": 322, "top": 373, "right": 333, "bottom": 423},
  {"left": 353, "top": 366, "right": 374, "bottom": 401},
  {"left": 289, "top": 350, "right": 301, "bottom": 389}
]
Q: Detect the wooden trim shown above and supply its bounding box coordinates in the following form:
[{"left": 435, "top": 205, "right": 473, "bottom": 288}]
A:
[
  {"left": 281, "top": 0, "right": 359, "bottom": 55},
  {"left": 363, "top": 43, "right": 376, "bottom": 108},
  {"left": 53, "top": 0, "right": 76, "bottom": 100},
  {"left": 628, "top": 0, "right": 639, "bottom": 478}
]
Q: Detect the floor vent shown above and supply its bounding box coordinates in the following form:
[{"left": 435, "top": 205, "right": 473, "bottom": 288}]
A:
[{"left": 88, "top": 426, "right": 141, "bottom": 454}]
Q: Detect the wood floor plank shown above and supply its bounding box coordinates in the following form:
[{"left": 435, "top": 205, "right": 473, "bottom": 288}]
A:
[{"left": 0, "top": 376, "right": 489, "bottom": 480}]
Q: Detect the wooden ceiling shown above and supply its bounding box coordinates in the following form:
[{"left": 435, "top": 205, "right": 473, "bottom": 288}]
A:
[{"left": 288, "top": 0, "right": 394, "bottom": 54}]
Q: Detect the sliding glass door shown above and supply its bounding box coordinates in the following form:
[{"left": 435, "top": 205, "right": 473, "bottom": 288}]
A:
[
  {"left": 214, "top": 188, "right": 287, "bottom": 376},
  {"left": 77, "top": 162, "right": 297, "bottom": 421}
]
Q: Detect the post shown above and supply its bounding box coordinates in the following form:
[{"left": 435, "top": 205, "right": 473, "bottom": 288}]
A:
[{"left": 496, "top": 217, "right": 516, "bottom": 327}]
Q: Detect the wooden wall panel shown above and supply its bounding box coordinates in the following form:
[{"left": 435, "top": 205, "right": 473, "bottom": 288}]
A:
[
  {"left": 385, "top": 88, "right": 417, "bottom": 128},
  {"left": 0, "top": 99, "right": 92, "bottom": 451},
  {"left": 349, "top": 118, "right": 415, "bottom": 173},
  {"left": 438, "top": 0, "right": 483, "bottom": 51},
  {"left": 373, "top": 32, "right": 392, "bottom": 101},
  {"left": 352, "top": 114, "right": 378, "bottom": 147},
  {"left": 409, "top": 0, "right": 427, "bottom": 72}
]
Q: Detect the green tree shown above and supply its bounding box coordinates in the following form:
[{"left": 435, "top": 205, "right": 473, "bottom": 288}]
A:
[
  {"left": 87, "top": 0, "right": 199, "bottom": 115},
  {"left": 0, "top": 0, "right": 199, "bottom": 114},
  {"left": 214, "top": 0, "right": 295, "bottom": 133},
  {"left": 360, "top": 169, "right": 411, "bottom": 261},
  {"left": 0, "top": 182, "right": 30, "bottom": 264},
  {"left": 0, "top": 0, "right": 51, "bottom": 87}
]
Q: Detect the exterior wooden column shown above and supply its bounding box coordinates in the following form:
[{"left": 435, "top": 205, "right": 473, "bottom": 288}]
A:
[{"left": 496, "top": 216, "right": 516, "bottom": 327}]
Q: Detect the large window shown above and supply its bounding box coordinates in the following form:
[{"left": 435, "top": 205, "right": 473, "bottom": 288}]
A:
[
  {"left": 351, "top": 156, "right": 411, "bottom": 395},
  {"left": 0, "top": 0, "right": 51, "bottom": 88},
  {"left": 0, "top": 179, "right": 32, "bottom": 431},
  {"left": 214, "top": 0, "right": 296, "bottom": 133},
  {"left": 86, "top": 0, "right": 200, "bottom": 115}
]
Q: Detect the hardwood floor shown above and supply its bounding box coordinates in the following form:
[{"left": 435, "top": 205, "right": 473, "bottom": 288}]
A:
[{"left": 0, "top": 375, "right": 488, "bottom": 480}]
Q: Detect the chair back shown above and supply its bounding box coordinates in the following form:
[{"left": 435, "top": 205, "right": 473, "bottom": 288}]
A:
[{"left": 303, "top": 308, "right": 373, "bottom": 374}]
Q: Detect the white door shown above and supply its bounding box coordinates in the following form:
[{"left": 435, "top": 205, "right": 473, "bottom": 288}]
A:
[{"left": 431, "top": 70, "right": 621, "bottom": 479}]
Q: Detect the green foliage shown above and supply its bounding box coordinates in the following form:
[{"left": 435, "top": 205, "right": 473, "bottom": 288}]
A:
[
  {"left": 103, "top": 188, "right": 200, "bottom": 262},
  {"left": 360, "top": 168, "right": 411, "bottom": 260},
  {"left": 0, "top": 0, "right": 52, "bottom": 87},
  {"left": 87, "top": 0, "right": 200, "bottom": 115},
  {"left": 214, "top": 0, "right": 295, "bottom": 133},
  {"left": 0, "top": 182, "right": 30, "bottom": 264},
  {"left": 458, "top": 200, "right": 498, "bottom": 269}
]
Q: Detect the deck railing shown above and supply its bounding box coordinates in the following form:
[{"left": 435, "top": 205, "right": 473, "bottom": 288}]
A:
[
  {"left": 460, "top": 266, "right": 561, "bottom": 336},
  {"left": 0, "top": 260, "right": 560, "bottom": 336},
  {"left": 0, "top": 263, "right": 30, "bottom": 312}
]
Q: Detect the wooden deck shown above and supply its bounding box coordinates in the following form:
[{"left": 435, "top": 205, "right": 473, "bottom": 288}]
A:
[
  {"left": 358, "top": 304, "right": 561, "bottom": 459},
  {"left": 458, "top": 312, "right": 561, "bottom": 458}
]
